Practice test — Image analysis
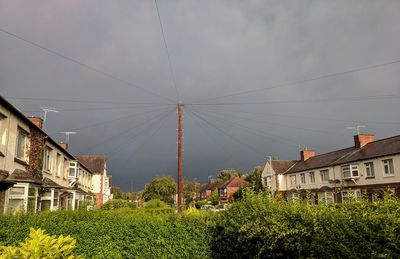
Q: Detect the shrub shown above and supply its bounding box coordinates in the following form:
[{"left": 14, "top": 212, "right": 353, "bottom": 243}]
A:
[
  {"left": 143, "top": 198, "right": 169, "bottom": 209},
  {"left": 0, "top": 228, "right": 82, "bottom": 258},
  {"left": 101, "top": 199, "right": 135, "bottom": 210}
]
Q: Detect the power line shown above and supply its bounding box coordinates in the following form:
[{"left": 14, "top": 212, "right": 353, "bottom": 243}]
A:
[
  {"left": 22, "top": 104, "right": 171, "bottom": 113},
  {"left": 197, "top": 58, "right": 400, "bottom": 102},
  {"left": 191, "top": 106, "right": 400, "bottom": 125},
  {"left": 188, "top": 94, "right": 400, "bottom": 106},
  {"left": 154, "top": 0, "right": 181, "bottom": 102},
  {"left": 5, "top": 96, "right": 173, "bottom": 106},
  {"left": 0, "top": 27, "right": 175, "bottom": 103}
]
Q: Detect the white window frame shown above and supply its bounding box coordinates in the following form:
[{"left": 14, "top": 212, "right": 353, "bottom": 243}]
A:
[
  {"left": 341, "top": 189, "right": 361, "bottom": 202},
  {"left": 382, "top": 159, "right": 394, "bottom": 176},
  {"left": 341, "top": 165, "right": 359, "bottom": 179},
  {"left": 290, "top": 175, "right": 297, "bottom": 186},
  {"left": 56, "top": 153, "right": 62, "bottom": 177},
  {"left": 300, "top": 173, "right": 306, "bottom": 184},
  {"left": 15, "top": 127, "right": 28, "bottom": 161},
  {"left": 309, "top": 172, "right": 315, "bottom": 183},
  {"left": 265, "top": 176, "right": 272, "bottom": 189},
  {"left": 318, "top": 191, "right": 334, "bottom": 205},
  {"left": 69, "top": 161, "right": 78, "bottom": 178},
  {"left": 319, "top": 170, "right": 329, "bottom": 182},
  {"left": 43, "top": 146, "right": 52, "bottom": 172},
  {"left": 365, "top": 162, "right": 375, "bottom": 178}
]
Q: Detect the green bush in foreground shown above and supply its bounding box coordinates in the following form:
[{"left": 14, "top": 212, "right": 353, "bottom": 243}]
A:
[
  {"left": 0, "top": 228, "right": 82, "bottom": 258},
  {"left": 101, "top": 199, "right": 135, "bottom": 210}
]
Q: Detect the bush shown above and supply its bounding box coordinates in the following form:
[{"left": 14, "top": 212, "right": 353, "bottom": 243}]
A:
[
  {"left": 143, "top": 199, "right": 169, "bottom": 209},
  {"left": 101, "top": 199, "right": 135, "bottom": 210},
  {"left": 0, "top": 228, "right": 82, "bottom": 258},
  {"left": 211, "top": 189, "right": 400, "bottom": 258}
]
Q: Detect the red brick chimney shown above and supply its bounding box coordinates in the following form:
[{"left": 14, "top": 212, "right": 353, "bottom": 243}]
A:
[
  {"left": 28, "top": 116, "right": 43, "bottom": 129},
  {"left": 59, "top": 141, "right": 68, "bottom": 150},
  {"left": 354, "top": 134, "right": 375, "bottom": 148},
  {"left": 300, "top": 147, "right": 316, "bottom": 161}
]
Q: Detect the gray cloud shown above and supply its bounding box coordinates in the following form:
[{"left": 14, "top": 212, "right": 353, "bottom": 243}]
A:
[{"left": 1, "top": 0, "right": 400, "bottom": 190}]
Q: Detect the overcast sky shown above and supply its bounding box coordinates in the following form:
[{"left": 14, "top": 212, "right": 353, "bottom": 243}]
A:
[{"left": 1, "top": 1, "right": 400, "bottom": 191}]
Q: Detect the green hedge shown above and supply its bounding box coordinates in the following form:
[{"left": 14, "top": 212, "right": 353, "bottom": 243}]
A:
[
  {"left": 211, "top": 190, "right": 400, "bottom": 258},
  {"left": 0, "top": 209, "right": 214, "bottom": 258},
  {"left": 1, "top": 192, "right": 400, "bottom": 258}
]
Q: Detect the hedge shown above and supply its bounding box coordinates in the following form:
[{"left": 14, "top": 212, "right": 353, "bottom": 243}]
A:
[{"left": 1, "top": 192, "right": 400, "bottom": 258}]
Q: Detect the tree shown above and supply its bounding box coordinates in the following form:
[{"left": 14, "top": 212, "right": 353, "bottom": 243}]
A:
[
  {"left": 142, "top": 176, "right": 177, "bottom": 205},
  {"left": 211, "top": 188, "right": 219, "bottom": 206},
  {"left": 245, "top": 166, "right": 264, "bottom": 193},
  {"left": 183, "top": 178, "right": 201, "bottom": 206},
  {"left": 217, "top": 169, "right": 239, "bottom": 181},
  {"left": 112, "top": 186, "right": 123, "bottom": 199}
]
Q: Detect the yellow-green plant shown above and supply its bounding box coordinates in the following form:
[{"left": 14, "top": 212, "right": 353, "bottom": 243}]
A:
[{"left": 0, "top": 228, "right": 82, "bottom": 259}]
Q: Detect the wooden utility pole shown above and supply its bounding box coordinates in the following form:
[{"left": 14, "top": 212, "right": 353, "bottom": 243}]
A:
[{"left": 177, "top": 102, "right": 184, "bottom": 211}]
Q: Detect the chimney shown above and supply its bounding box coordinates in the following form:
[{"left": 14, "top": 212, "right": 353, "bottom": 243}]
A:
[
  {"left": 300, "top": 147, "right": 316, "bottom": 161},
  {"left": 354, "top": 134, "right": 375, "bottom": 148},
  {"left": 28, "top": 116, "right": 43, "bottom": 129},
  {"left": 59, "top": 141, "right": 68, "bottom": 150}
]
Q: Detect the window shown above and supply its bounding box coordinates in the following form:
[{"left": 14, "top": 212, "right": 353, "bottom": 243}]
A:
[
  {"left": 290, "top": 175, "right": 297, "bottom": 186},
  {"left": 319, "top": 170, "right": 329, "bottom": 182},
  {"left": 318, "top": 191, "right": 334, "bottom": 205},
  {"left": 69, "top": 161, "right": 78, "bottom": 178},
  {"left": 383, "top": 159, "right": 394, "bottom": 176},
  {"left": 365, "top": 162, "right": 375, "bottom": 178},
  {"left": 15, "top": 128, "right": 28, "bottom": 160},
  {"left": 341, "top": 190, "right": 361, "bottom": 202},
  {"left": 0, "top": 113, "right": 7, "bottom": 151},
  {"left": 341, "top": 165, "right": 359, "bottom": 179},
  {"left": 309, "top": 172, "right": 315, "bottom": 183},
  {"left": 289, "top": 193, "right": 300, "bottom": 202},
  {"left": 265, "top": 176, "right": 272, "bottom": 189},
  {"left": 56, "top": 153, "right": 62, "bottom": 177},
  {"left": 300, "top": 173, "right": 306, "bottom": 184},
  {"left": 43, "top": 146, "right": 52, "bottom": 172}
]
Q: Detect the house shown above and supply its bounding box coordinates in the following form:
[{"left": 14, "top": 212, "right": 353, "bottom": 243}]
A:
[
  {"left": 75, "top": 155, "right": 112, "bottom": 207},
  {"left": 0, "top": 95, "right": 94, "bottom": 213},
  {"left": 264, "top": 133, "right": 400, "bottom": 204},
  {"left": 217, "top": 176, "right": 249, "bottom": 204},
  {"left": 261, "top": 158, "right": 297, "bottom": 194},
  {"left": 198, "top": 179, "right": 221, "bottom": 200}
]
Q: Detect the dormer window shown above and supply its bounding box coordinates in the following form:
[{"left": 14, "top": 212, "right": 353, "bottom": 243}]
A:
[{"left": 341, "top": 165, "right": 359, "bottom": 179}]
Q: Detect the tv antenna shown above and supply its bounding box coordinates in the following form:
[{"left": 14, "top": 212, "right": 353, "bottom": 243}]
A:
[
  {"left": 346, "top": 125, "right": 366, "bottom": 135},
  {"left": 60, "top": 131, "right": 78, "bottom": 144},
  {"left": 41, "top": 107, "right": 58, "bottom": 126}
]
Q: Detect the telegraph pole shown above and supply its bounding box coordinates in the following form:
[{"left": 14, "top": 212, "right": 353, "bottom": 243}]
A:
[{"left": 177, "top": 102, "right": 184, "bottom": 211}]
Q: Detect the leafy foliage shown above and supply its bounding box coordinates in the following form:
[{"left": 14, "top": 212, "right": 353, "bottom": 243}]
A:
[
  {"left": 244, "top": 166, "right": 264, "bottom": 192},
  {"left": 101, "top": 199, "right": 135, "bottom": 210},
  {"left": 142, "top": 176, "right": 176, "bottom": 205},
  {"left": 0, "top": 228, "right": 82, "bottom": 258}
]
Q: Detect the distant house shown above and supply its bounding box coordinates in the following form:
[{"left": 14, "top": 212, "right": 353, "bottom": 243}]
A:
[
  {"left": 217, "top": 177, "right": 249, "bottom": 204},
  {"left": 75, "top": 155, "right": 112, "bottom": 207},
  {"left": 262, "top": 133, "right": 400, "bottom": 204},
  {"left": 198, "top": 180, "right": 221, "bottom": 200}
]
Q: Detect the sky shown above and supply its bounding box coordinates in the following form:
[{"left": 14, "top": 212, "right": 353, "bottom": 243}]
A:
[{"left": 1, "top": 0, "right": 400, "bottom": 191}]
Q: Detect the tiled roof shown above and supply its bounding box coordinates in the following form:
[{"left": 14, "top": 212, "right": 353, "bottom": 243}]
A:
[
  {"left": 0, "top": 170, "right": 9, "bottom": 182},
  {"left": 218, "top": 177, "right": 249, "bottom": 189},
  {"left": 199, "top": 181, "right": 221, "bottom": 193},
  {"left": 75, "top": 155, "right": 106, "bottom": 174},
  {"left": 271, "top": 160, "right": 297, "bottom": 174},
  {"left": 7, "top": 169, "right": 42, "bottom": 184},
  {"left": 287, "top": 134, "right": 400, "bottom": 174},
  {"left": 42, "top": 177, "right": 63, "bottom": 188}
]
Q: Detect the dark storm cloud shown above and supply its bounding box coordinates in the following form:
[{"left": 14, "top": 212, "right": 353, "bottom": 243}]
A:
[{"left": 1, "top": 0, "right": 400, "bottom": 190}]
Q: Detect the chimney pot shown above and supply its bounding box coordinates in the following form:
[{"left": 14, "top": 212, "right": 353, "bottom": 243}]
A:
[
  {"left": 59, "top": 141, "right": 68, "bottom": 150},
  {"left": 300, "top": 148, "right": 316, "bottom": 161},
  {"left": 354, "top": 134, "right": 375, "bottom": 148},
  {"left": 28, "top": 116, "right": 43, "bottom": 129}
]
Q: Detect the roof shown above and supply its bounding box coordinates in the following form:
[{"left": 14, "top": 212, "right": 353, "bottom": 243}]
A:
[
  {"left": 199, "top": 181, "right": 221, "bottom": 193},
  {"left": 75, "top": 155, "right": 106, "bottom": 173},
  {"left": 270, "top": 160, "right": 297, "bottom": 174},
  {"left": 42, "top": 177, "right": 63, "bottom": 188},
  {"left": 7, "top": 169, "right": 42, "bottom": 184},
  {"left": 287, "top": 134, "right": 400, "bottom": 174},
  {"left": 218, "top": 177, "right": 249, "bottom": 189},
  {"left": 0, "top": 170, "right": 9, "bottom": 182}
]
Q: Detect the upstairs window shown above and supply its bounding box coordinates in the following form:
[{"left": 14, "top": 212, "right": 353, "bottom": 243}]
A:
[
  {"left": 309, "top": 172, "right": 315, "bottom": 183},
  {"left": 43, "top": 146, "right": 52, "bottom": 172},
  {"left": 69, "top": 161, "right": 78, "bottom": 178},
  {"left": 56, "top": 153, "right": 62, "bottom": 177},
  {"left": 15, "top": 127, "right": 28, "bottom": 160},
  {"left": 320, "top": 170, "right": 329, "bottom": 182},
  {"left": 383, "top": 159, "right": 394, "bottom": 176},
  {"left": 290, "top": 175, "right": 297, "bottom": 186},
  {"left": 265, "top": 176, "right": 272, "bottom": 189},
  {"left": 341, "top": 165, "right": 359, "bottom": 179},
  {"left": 365, "top": 162, "right": 375, "bottom": 178},
  {"left": 300, "top": 173, "right": 306, "bottom": 184}
]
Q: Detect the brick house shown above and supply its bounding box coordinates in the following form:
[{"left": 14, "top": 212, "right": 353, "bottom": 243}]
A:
[
  {"left": 262, "top": 133, "right": 400, "bottom": 204},
  {"left": 217, "top": 177, "right": 249, "bottom": 204},
  {"left": 198, "top": 180, "right": 221, "bottom": 200}
]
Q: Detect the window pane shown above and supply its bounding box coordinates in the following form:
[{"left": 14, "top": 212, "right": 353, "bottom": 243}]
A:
[
  {"left": 28, "top": 187, "right": 36, "bottom": 196},
  {"left": 41, "top": 200, "right": 51, "bottom": 211},
  {"left": 8, "top": 199, "right": 24, "bottom": 213},
  {"left": 27, "top": 198, "right": 36, "bottom": 212},
  {"left": 10, "top": 187, "right": 25, "bottom": 195}
]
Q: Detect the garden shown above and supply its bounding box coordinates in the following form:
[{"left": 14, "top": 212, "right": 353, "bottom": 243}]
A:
[{"left": 1, "top": 190, "right": 399, "bottom": 258}]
